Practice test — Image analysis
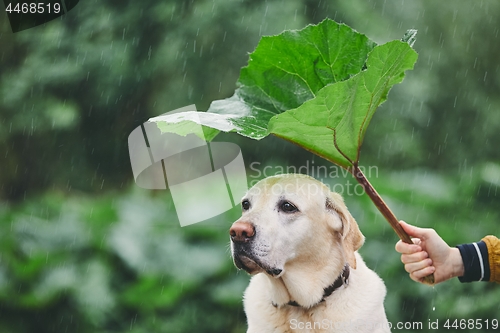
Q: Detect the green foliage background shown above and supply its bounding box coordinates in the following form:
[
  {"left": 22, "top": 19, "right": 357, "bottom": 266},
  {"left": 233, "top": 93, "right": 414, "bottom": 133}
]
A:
[{"left": 1, "top": 1, "right": 499, "bottom": 332}]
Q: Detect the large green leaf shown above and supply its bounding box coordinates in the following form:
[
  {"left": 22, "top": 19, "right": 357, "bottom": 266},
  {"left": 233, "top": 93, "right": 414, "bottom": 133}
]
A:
[
  {"left": 151, "top": 19, "right": 417, "bottom": 170},
  {"left": 151, "top": 19, "right": 376, "bottom": 140},
  {"left": 268, "top": 40, "right": 418, "bottom": 169}
]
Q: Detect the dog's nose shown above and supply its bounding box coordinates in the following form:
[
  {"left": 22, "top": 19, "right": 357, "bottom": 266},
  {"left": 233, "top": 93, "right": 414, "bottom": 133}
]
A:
[{"left": 229, "top": 221, "right": 255, "bottom": 242}]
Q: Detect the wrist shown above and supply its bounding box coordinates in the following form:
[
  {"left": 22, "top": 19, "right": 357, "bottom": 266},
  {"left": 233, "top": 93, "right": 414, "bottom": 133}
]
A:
[{"left": 449, "top": 247, "right": 465, "bottom": 278}]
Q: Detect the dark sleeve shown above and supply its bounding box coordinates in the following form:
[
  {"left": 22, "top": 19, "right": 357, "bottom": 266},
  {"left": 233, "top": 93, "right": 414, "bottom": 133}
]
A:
[{"left": 456, "top": 241, "right": 490, "bottom": 282}]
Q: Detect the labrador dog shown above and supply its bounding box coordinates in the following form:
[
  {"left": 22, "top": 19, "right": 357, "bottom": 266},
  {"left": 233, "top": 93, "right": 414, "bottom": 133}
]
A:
[{"left": 229, "top": 174, "right": 390, "bottom": 333}]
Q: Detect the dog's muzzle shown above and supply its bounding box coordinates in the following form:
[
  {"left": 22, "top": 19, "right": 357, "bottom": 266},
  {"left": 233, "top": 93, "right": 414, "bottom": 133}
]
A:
[{"left": 229, "top": 221, "right": 283, "bottom": 277}]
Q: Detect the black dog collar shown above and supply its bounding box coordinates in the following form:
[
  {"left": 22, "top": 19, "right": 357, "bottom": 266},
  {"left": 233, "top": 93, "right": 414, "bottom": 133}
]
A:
[{"left": 272, "top": 263, "right": 350, "bottom": 308}]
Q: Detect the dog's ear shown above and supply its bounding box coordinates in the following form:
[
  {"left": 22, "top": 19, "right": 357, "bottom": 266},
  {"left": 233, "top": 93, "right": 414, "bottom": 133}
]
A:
[{"left": 326, "top": 192, "right": 365, "bottom": 269}]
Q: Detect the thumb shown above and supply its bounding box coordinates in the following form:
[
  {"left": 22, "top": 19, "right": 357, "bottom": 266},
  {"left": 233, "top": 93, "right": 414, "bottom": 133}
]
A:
[{"left": 399, "top": 220, "right": 430, "bottom": 239}]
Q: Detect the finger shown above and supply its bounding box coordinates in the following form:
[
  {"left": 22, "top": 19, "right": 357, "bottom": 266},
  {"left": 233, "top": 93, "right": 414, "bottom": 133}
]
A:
[
  {"left": 399, "top": 221, "right": 433, "bottom": 239},
  {"left": 395, "top": 240, "right": 422, "bottom": 254},
  {"left": 409, "top": 272, "right": 423, "bottom": 284},
  {"left": 411, "top": 238, "right": 422, "bottom": 246},
  {"left": 404, "top": 258, "right": 433, "bottom": 274},
  {"left": 411, "top": 266, "right": 436, "bottom": 281},
  {"left": 401, "top": 251, "right": 429, "bottom": 264}
]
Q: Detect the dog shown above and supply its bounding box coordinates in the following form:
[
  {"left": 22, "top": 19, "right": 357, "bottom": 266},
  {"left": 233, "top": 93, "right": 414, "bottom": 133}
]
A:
[{"left": 229, "top": 174, "right": 390, "bottom": 333}]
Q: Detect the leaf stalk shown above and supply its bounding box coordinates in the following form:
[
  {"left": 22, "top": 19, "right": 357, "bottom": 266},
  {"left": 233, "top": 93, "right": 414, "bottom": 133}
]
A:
[{"left": 351, "top": 164, "right": 435, "bottom": 285}]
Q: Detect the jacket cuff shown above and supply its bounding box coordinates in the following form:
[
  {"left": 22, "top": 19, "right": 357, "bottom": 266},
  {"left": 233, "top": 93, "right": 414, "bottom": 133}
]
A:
[
  {"left": 456, "top": 241, "right": 490, "bottom": 282},
  {"left": 482, "top": 236, "right": 499, "bottom": 283}
]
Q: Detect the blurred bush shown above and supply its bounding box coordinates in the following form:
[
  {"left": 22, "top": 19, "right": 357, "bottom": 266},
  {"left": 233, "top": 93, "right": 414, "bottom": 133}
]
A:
[{"left": 0, "top": 188, "right": 248, "bottom": 332}]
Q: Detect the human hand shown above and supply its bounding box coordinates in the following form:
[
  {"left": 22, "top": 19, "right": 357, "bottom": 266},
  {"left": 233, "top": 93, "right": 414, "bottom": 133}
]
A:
[{"left": 395, "top": 221, "right": 464, "bottom": 284}]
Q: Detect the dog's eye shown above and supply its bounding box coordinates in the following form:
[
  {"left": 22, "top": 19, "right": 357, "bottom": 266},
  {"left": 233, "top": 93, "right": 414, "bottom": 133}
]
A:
[
  {"left": 280, "top": 201, "right": 298, "bottom": 213},
  {"left": 241, "top": 199, "right": 251, "bottom": 211}
]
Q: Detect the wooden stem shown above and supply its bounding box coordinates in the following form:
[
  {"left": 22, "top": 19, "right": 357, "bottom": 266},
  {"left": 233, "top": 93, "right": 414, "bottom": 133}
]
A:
[{"left": 351, "top": 164, "right": 435, "bottom": 285}]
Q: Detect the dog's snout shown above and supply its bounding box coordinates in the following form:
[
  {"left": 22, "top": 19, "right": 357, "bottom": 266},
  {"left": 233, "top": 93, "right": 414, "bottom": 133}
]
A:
[
  {"left": 266, "top": 268, "right": 282, "bottom": 276},
  {"left": 230, "top": 221, "right": 255, "bottom": 242}
]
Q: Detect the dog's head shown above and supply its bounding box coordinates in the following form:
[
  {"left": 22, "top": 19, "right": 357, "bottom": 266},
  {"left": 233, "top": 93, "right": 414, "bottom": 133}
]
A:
[{"left": 229, "top": 174, "right": 364, "bottom": 278}]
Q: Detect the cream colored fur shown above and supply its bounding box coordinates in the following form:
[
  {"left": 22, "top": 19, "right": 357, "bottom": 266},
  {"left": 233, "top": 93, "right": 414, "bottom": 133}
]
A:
[{"left": 230, "top": 174, "right": 390, "bottom": 333}]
